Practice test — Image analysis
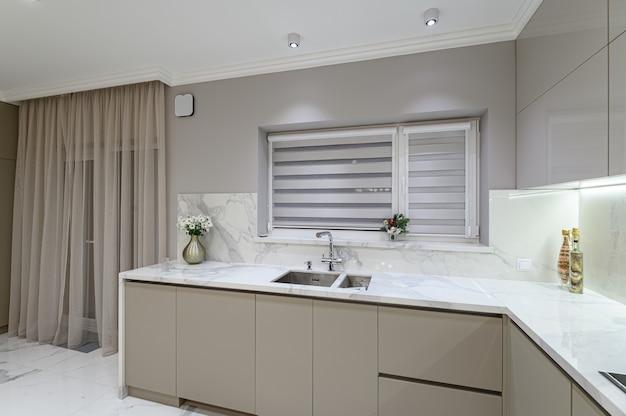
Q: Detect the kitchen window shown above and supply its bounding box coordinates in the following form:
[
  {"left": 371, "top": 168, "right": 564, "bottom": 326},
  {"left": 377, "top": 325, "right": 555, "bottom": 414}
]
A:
[{"left": 267, "top": 119, "right": 479, "bottom": 243}]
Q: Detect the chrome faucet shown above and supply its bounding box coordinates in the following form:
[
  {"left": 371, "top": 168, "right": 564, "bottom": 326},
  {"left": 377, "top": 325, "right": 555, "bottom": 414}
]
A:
[{"left": 315, "top": 231, "right": 342, "bottom": 271}]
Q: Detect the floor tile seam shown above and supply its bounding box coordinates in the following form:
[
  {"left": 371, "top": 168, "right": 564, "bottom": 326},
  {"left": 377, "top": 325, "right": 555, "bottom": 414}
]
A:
[
  {"left": 45, "top": 357, "right": 112, "bottom": 375},
  {"left": 48, "top": 371, "right": 117, "bottom": 388}
]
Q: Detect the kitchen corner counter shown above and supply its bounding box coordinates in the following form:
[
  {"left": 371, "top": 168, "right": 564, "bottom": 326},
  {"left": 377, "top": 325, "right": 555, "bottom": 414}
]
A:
[{"left": 119, "top": 261, "right": 626, "bottom": 416}]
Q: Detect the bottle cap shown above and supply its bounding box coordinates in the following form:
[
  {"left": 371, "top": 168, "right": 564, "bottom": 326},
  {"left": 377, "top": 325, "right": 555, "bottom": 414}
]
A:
[
  {"left": 572, "top": 228, "right": 580, "bottom": 237},
  {"left": 562, "top": 229, "right": 569, "bottom": 236}
]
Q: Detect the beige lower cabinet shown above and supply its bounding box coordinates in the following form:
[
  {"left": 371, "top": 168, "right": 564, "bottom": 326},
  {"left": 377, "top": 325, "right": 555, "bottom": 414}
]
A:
[
  {"left": 125, "top": 282, "right": 177, "bottom": 403},
  {"left": 256, "top": 294, "right": 313, "bottom": 416},
  {"left": 379, "top": 377, "right": 502, "bottom": 416},
  {"left": 177, "top": 287, "right": 255, "bottom": 414},
  {"left": 573, "top": 384, "right": 608, "bottom": 416},
  {"left": 378, "top": 306, "right": 503, "bottom": 416},
  {"left": 508, "top": 323, "right": 571, "bottom": 416},
  {"left": 313, "top": 300, "right": 377, "bottom": 416},
  {"left": 379, "top": 306, "right": 503, "bottom": 392}
]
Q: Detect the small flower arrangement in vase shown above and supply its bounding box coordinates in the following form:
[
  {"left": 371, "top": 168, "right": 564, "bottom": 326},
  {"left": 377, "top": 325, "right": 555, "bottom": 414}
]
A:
[
  {"left": 381, "top": 213, "right": 410, "bottom": 240},
  {"left": 177, "top": 214, "right": 213, "bottom": 264}
]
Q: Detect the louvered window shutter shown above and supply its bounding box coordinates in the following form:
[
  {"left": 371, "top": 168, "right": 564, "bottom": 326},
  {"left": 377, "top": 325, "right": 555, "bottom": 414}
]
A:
[{"left": 401, "top": 121, "right": 479, "bottom": 238}]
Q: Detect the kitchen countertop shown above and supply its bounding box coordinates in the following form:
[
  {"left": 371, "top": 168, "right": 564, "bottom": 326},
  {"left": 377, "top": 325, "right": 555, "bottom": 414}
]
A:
[{"left": 120, "top": 261, "right": 626, "bottom": 416}]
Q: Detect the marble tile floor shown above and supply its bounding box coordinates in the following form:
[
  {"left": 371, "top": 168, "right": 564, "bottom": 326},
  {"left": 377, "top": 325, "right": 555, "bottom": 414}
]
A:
[{"left": 0, "top": 333, "right": 230, "bottom": 416}]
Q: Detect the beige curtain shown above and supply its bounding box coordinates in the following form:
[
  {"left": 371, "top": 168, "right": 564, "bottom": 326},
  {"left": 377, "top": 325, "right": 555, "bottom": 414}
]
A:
[{"left": 9, "top": 81, "right": 166, "bottom": 356}]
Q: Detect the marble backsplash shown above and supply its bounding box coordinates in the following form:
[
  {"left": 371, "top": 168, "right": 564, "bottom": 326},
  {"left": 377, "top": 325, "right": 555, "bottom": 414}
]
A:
[
  {"left": 579, "top": 184, "right": 626, "bottom": 303},
  {"left": 177, "top": 191, "right": 569, "bottom": 280},
  {"left": 177, "top": 186, "right": 625, "bottom": 303}
]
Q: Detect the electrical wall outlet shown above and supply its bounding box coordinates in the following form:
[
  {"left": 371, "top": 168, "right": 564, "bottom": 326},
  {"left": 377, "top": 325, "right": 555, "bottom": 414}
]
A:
[{"left": 516, "top": 258, "right": 533, "bottom": 272}]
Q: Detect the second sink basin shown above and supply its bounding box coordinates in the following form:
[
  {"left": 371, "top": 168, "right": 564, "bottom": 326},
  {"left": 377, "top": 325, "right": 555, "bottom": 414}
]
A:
[
  {"left": 337, "top": 274, "right": 372, "bottom": 290},
  {"left": 272, "top": 270, "right": 341, "bottom": 287}
]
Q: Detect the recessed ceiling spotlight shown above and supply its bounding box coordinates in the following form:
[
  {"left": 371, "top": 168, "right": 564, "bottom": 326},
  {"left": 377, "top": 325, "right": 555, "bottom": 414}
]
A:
[
  {"left": 424, "top": 8, "right": 439, "bottom": 27},
  {"left": 288, "top": 33, "right": 300, "bottom": 48}
]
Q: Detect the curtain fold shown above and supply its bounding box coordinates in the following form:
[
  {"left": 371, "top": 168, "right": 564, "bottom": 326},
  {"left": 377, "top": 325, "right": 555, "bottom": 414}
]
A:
[{"left": 9, "top": 81, "right": 166, "bottom": 356}]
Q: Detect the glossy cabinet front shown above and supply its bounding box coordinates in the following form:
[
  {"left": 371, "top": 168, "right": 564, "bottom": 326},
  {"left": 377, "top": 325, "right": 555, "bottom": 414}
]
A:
[
  {"left": 610, "top": 0, "right": 626, "bottom": 41},
  {"left": 517, "top": 48, "right": 608, "bottom": 188},
  {"left": 516, "top": 0, "right": 607, "bottom": 112},
  {"left": 610, "top": 32, "right": 626, "bottom": 175},
  {"left": 516, "top": 0, "right": 613, "bottom": 188}
]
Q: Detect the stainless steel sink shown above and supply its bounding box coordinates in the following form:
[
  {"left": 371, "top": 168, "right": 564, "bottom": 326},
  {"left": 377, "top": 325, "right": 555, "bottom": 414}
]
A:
[
  {"left": 272, "top": 270, "right": 341, "bottom": 287},
  {"left": 337, "top": 274, "right": 372, "bottom": 290}
]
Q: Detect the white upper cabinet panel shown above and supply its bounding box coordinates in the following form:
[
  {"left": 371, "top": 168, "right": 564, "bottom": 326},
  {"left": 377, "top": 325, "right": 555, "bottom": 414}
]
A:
[
  {"left": 517, "top": 48, "right": 608, "bottom": 188},
  {"left": 610, "top": 0, "right": 626, "bottom": 41},
  {"left": 517, "top": 0, "right": 608, "bottom": 112},
  {"left": 610, "top": 32, "right": 626, "bottom": 175}
]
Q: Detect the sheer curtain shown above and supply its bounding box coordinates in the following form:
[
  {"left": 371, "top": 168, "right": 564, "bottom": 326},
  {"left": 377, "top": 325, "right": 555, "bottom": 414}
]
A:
[{"left": 9, "top": 81, "right": 166, "bottom": 356}]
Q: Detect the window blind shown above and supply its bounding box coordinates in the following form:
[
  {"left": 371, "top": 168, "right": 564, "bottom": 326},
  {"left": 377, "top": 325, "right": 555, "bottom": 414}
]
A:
[
  {"left": 269, "top": 128, "right": 395, "bottom": 230},
  {"left": 401, "top": 121, "right": 478, "bottom": 238}
]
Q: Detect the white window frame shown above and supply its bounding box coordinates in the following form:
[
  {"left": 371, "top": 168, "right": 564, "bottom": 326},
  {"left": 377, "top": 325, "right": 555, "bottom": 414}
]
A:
[{"left": 266, "top": 119, "right": 479, "bottom": 243}]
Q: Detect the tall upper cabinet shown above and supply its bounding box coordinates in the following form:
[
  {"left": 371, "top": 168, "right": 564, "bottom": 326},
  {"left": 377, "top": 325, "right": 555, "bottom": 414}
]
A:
[
  {"left": 0, "top": 101, "right": 18, "bottom": 333},
  {"left": 610, "top": 0, "right": 626, "bottom": 174},
  {"left": 516, "top": 0, "right": 611, "bottom": 188}
]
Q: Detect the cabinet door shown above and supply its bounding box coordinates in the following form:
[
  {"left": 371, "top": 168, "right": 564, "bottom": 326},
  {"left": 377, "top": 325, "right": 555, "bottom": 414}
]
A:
[
  {"left": 125, "top": 282, "right": 176, "bottom": 397},
  {"left": 379, "top": 306, "right": 502, "bottom": 392},
  {"left": 517, "top": 47, "right": 608, "bottom": 188},
  {"left": 610, "top": 0, "right": 626, "bottom": 41},
  {"left": 313, "top": 300, "right": 377, "bottom": 416},
  {"left": 572, "top": 384, "right": 608, "bottom": 416},
  {"left": 177, "top": 288, "right": 255, "bottom": 414},
  {"left": 610, "top": 32, "right": 626, "bottom": 175},
  {"left": 256, "top": 294, "right": 312, "bottom": 416},
  {"left": 508, "top": 323, "right": 570, "bottom": 416},
  {"left": 516, "top": 0, "right": 608, "bottom": 112},
  {"left": 379, "top": 377, "right": 501, "bottom": 416}
]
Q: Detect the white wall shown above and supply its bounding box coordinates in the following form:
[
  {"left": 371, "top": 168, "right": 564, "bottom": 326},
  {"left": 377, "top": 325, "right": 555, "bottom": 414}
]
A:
[{"left": 165, "top": 41, "right": 517, "bottom": 258}]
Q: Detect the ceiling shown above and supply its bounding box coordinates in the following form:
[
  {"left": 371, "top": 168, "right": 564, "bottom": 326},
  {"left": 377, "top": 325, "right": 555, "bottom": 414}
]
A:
[{"left": 0, "top": 0, "right": 542, "bottom": 102}]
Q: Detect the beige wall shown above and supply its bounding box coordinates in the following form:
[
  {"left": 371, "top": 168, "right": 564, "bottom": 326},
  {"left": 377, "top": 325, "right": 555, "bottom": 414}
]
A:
[
  {"left": 0, "top": 101, "right": 18, "bottom": 332},
  {"left": 165, "top": 41, "right": 517, "bottom": 257}
]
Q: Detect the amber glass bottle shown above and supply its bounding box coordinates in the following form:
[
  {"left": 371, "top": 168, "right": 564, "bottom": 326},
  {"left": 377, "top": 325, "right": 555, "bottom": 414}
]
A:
[{"left": 557, "top": 229, "right": 570, "bottom": 287}]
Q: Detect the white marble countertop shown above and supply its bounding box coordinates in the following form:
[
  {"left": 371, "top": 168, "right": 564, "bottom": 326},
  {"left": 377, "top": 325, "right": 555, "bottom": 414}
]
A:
[{"left": 120, "top": 261, "right": 626, "bottom": 416}]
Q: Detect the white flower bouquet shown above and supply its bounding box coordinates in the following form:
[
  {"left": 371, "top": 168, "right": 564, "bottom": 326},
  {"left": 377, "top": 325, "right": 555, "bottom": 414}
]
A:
[{"left": 177, "top": 214, "right": 213, "bottom": 236}]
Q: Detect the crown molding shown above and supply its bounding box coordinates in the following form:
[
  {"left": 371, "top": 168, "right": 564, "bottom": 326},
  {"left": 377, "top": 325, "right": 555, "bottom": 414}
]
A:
[
  {"left": 172, "top": 23, "right": 520, "bottom": 86},
  {"left": 0, "top": 66, "right": 175, "bottom": 102},
  {"left": 0, "top": 1, "right": 539, "bottom": 102}
]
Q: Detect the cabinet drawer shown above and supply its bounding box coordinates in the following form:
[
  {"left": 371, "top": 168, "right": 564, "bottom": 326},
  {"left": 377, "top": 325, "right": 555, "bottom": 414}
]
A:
[
  {"left": 379, "top": 377, "right": 502, "bottom": 416},
  {"left": 379, "top": 306, "right": 502, "bottom": 392}
]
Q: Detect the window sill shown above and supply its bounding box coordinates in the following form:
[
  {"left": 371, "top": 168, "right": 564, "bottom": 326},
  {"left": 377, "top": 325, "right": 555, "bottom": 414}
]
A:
[{"left": 253, "top": 236, "right": 494, "bottom": 254}]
